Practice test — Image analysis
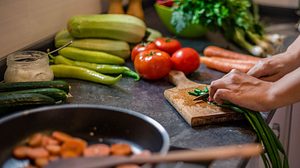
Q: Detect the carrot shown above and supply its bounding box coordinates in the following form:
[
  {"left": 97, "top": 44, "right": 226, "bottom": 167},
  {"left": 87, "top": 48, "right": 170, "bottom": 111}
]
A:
[
  {"left": 116, "top": 164, "right": 141, "bottom": 168},
  {"left": 201, "top": 56, "right": 258, "bottom": 65},
  {"left": 83, "top": 144, "right": 111, "bottom": 157},
  {"left": 26, "top": 147, "right": 49, "bottom": 159},
  {"left": 51, "top": 131, "right": 73, "bottom": 143},
  {"left": 34, "top": 157, "right": 49, "bottom": 167},
  {"left": 45, "top": 145, "right": 61, "bottom": 155},
  {"left": 60, "top": 138, "right": 87, "bottom": 158},
  {"left": 204, "top": 46, "right": 261, "bottom": 61},
  {"left": 110, "top": 143, "right": 132, "bottom": 156},
  {"left": 13, "top": 146, "right": 30, "bottom": 159},
  {"left": 201, "top": 57, "right": 253, "bottom": 73},
  {"left": 41, "top": 135, "right": 59, "bottom": 146},
  {"left": 28, "top": 133, "right": 43, "bottom": 147}
]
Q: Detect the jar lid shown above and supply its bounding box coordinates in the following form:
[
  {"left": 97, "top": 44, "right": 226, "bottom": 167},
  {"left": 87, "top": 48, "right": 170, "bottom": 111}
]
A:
[{"left": 7, "top": 50, "right": 49, "bottom": 66}]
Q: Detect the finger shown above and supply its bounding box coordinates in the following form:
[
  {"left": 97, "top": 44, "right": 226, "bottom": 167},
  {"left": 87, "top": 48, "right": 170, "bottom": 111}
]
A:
[
  {"left": 260, "top": 73, "right": 282, "bottom": 82},
  {"left": 213, "top": 89, "right": 233, "bottom": 105},
  {"left": 209, "top": 79, "right": 226, "bottom": 101},
  {"left": 247, "top": 61, "right": 265, "bottom": 77}
]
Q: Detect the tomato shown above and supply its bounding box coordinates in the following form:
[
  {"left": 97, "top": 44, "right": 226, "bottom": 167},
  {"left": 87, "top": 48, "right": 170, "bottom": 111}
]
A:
[
  {"left": 171, "top": 48, "right": 200, "bottom": 74},
  {"left": 156, "top": 0, "right": 174, "bottom": 7},
  {"left": 131, "top": 42, "right": 157, "bottom": 61},
  {"left": 153, "top": 37, "right": 181, "bottom": 55},
  {"left": 134, "top": 49, "right": 172, "bottom": 80}
]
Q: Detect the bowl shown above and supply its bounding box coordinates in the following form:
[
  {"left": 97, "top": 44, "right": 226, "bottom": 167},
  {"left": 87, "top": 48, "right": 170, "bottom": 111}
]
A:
[
  {"left": 154, "top": 3, "right": 207, "bottom": 38},
  {"left": 0, "top": 104, "right": 170, "bottom": 167}
]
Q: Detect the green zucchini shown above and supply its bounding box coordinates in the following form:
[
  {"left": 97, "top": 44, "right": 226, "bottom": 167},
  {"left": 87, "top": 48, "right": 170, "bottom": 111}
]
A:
[
  {"left": 0, "top": 88, "right": 68, "bottom": 102},
  {"left": 55, "top": 29, "right": 130, "bottom": 59},
  {"left": 0, "top": 80, "right": 70, "bottom": 93},
  {"left": 0, "top": 93, "right": 55, "bottom": 108}
]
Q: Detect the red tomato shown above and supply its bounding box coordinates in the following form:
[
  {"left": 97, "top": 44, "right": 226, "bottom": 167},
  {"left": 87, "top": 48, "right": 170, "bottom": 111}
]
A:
[
  {"left": 131, "top": 42, "right": 157, "bottom": 61},
  {"left": 171, "top": 48, "right": 200, "bottom": 74},
  {"left": 156, "top": 0, "right": 174, "bottom": 7},
  {"left": 134, "top": 49, "right": 172, "bottom": 80},
  {"left": 154, "top": 37, "right": 181, "bottom": 55}
]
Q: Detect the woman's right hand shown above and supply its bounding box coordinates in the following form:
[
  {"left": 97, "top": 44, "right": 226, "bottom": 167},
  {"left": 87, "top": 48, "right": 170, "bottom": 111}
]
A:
[{"left": 247, "top": 51, "right": 300, "bottom": 82}]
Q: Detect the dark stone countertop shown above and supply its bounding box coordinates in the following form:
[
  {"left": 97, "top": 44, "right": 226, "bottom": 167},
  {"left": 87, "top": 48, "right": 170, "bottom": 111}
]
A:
[{"left": 0, "top": 2, "right": 299, "bottom": 168}]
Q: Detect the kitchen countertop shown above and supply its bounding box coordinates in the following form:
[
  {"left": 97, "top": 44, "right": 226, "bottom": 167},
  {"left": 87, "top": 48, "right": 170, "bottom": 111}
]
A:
[{"left": 0, "top": 2, "right": 299, "bottom": 168}]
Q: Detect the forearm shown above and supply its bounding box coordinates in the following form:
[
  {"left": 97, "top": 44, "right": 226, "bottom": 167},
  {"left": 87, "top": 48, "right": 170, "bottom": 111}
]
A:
[
  {"left": 269, "top": 66, "right": 300, "bottom": 108},
  {"left": 285, "top": 35, "right": 300, "bottom": 66}
]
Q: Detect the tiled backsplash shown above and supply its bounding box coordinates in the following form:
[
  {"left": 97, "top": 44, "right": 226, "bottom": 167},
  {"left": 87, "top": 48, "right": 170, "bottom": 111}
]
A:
[{"left": 0, "top": 0, "right": 102, "bottom": 59}]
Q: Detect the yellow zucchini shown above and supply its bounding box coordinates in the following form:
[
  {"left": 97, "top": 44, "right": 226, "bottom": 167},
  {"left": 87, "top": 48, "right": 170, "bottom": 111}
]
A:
[
  {"left": 67, "top": 14, "right": 146, "bottom": 43},
  {"left": 55, "top": 30, "right": 130, "bottom": 59}
]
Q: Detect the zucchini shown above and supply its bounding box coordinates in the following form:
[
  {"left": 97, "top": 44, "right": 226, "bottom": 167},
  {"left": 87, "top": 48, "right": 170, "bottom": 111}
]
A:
[
  {"left": 0, "top": 93, "right": 55, "bottom": 108},
  {"left": 0, "top": 80, "right": 70, "bottom": 93},
  {"left": 55, "top": 30, "right": 131, "bottom": 59},
  {"left": 67, "top": 14, "right": 146, "bottom": 43},
  {"left": 0, "top": 88, "right": 68, "bottom": 102}
]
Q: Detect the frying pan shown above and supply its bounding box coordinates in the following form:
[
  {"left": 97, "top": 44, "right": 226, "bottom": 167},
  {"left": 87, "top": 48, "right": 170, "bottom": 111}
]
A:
[{"left": 0, "top": 104, "right": 170, "bottom": 167}]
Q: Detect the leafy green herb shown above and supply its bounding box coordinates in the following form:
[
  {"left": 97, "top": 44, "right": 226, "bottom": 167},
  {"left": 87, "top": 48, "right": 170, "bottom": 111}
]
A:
[
  {"left": 189, "top": 87, "right": 289, "bottom": 168},
  {"left": 171, "top": 0, "right": 274, "bottom": 57}
]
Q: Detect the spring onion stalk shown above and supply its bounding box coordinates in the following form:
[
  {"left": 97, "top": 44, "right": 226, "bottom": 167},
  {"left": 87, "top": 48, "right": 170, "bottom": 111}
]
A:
[
  {"left": 247, "top": 31, "right": 275, "bottom": 54},
  {"left": 263, "top": 34, "right": 285, "bottom": 46},
  {"left": 233, "top": 28, "right": 265, "bottom": 57},
  {"left": 188, "top": 88, "right": 289, "bottom": 168}
]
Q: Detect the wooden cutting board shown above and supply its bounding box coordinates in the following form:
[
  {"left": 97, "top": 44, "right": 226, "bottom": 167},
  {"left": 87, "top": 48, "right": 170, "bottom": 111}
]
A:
[{"left": 164, "top": 71, "right": 242, "bottom": 127}]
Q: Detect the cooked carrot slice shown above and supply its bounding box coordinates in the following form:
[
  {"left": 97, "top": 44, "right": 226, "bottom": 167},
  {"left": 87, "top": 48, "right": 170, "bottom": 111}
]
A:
[
  {"left": 28, "top": 133, "right": 43, "bottom": 147},
  {"left": 110, "top": 143, "right": 132, "bottom": 156},
  {"left": 34, "top": 157, "right": 49, "bottom": 167},
  {"left": 52, "top": 131, "right": 73, "bottom": 143},
  {"left": 45, "top": 145, "right": 61, "bottom": 155},
  {"left": 83, "top": 144, "right": 110, "bottom": 157},
  {"left": 60, "top": 138, "right": 87, "bottom": 158},
  {"left": 41, "top": 135, "right": 59, "bottom": 146},
  {"left": 27, "top": 147, "right": 49, "bottom": 159},
  {"left": 13, "top": 146, "right": 30, "bottom": 159}
]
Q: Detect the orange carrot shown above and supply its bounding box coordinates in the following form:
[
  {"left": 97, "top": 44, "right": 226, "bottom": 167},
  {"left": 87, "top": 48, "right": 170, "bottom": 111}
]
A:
[
  {"left": 83, "top": 144, "right": 111, "bottom": 157},
  {"left": 201, "top": 57, "right": 253, "bottom": 73},
  {"left": 60, "top": 138, "right": 87, "bottom": 158},
  {"left": 201, "top": 56, "right": 258, "bottom": 65},
  {"left": 204, "top": 46, "right": 261, "bottom": 61},
  {"left": 52, "top": 131, "right": 73, "bottom": 143},
  {"left": 110, "top": 143, "right": 132, "bottom": 156}
]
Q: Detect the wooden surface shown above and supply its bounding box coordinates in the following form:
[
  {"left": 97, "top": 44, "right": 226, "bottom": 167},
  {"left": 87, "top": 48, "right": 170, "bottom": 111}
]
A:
[{"left": 164, "top": 71, "right": 241, "bottom": 127}]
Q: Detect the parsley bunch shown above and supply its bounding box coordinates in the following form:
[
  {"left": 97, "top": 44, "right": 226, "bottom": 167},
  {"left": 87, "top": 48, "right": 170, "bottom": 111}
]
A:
[{"left": 171, "top": 0, "right": 281, "bottom": 56}]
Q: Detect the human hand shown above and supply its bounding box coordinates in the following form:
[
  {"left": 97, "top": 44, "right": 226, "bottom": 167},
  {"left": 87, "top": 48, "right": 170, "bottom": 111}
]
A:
[
  {"left": 247, "top": 51, "right": 300, "bottom": 82},
  {"left": 209, "top": 69, "right": 274, "bottom": 112}
]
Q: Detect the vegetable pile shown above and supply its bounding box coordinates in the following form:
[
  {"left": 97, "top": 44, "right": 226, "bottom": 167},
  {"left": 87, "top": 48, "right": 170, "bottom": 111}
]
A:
[
  {"left": 51, "top": 14, "right": 145, "bottom": 85},
  {"left": 170, "top": 0, "right": 283, "bottom": 57},
  {"left": 12, "top": 131, "right": 150, "bottom": 168},
  {"left": 132, "top": 37, "right": 200, "bottom": 80},
  {"left": 189, "top": 87, "right": 289, "bottom": 168}
]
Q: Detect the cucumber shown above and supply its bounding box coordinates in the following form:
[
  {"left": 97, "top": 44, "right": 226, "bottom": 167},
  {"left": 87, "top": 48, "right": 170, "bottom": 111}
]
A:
[
  {"left": 0, "top": 93, "right": 55, "bottom": 108},
  {"left": 0, "top": 80, "right": 70, "bottom": 93},
  {"left": 0, "top": 88, "right": 68, "bottom": 102}
]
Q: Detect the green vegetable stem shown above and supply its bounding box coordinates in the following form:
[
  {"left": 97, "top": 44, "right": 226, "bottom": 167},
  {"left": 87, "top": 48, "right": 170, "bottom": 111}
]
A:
[
  {"left": 50, "top": 65, "right": 122, "bottom": 85},
  {"left": 189, "top": 88, "right": 289, "bottom": 168}
]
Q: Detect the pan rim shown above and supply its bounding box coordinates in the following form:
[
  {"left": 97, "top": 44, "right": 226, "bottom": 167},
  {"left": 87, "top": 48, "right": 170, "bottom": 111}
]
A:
[{"left": 0, "top": 104, "right": 170, "bottom": 154}]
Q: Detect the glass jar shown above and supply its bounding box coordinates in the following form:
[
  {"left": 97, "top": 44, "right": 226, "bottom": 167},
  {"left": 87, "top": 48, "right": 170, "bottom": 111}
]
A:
[{"left": 4, "top": 51, "right": 54, "bottom": 82}]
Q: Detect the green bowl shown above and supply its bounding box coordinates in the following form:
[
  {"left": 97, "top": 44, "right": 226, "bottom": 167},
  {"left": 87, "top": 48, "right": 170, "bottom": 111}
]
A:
[{"left": 154, "top": 3, "right": 207, "bottom": 38}]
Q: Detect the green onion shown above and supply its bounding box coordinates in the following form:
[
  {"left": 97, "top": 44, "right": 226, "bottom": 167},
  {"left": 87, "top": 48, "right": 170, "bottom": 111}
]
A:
[{"left": 189, "top": 88, "right": 289, "bottom": 168}]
